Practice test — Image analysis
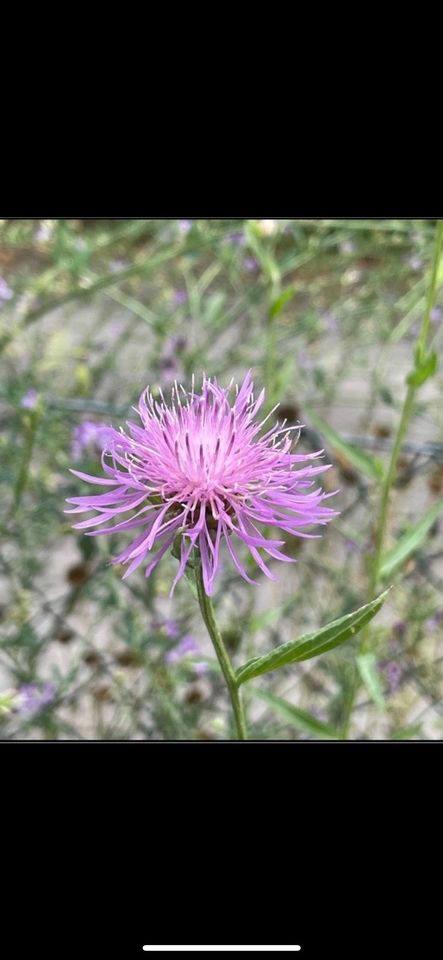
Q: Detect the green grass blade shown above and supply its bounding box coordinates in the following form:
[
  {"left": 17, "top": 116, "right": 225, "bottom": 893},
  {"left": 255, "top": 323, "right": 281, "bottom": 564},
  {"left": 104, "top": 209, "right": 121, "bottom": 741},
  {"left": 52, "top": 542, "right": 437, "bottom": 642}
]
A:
[
  {"left": 391, "top": 725, "right": 422, "bottom": 740},
  {"left": 356, "top": 652, "right": 385, "bottom": 708},
  {"left": 253, "top": 689, "right": 340, "bottom": 739},
  {"left": 304, "top": 408, "right": 384, "bottom": 480},
  {"left": 380, "top": 500, "right": 443, "bottom": 579}
]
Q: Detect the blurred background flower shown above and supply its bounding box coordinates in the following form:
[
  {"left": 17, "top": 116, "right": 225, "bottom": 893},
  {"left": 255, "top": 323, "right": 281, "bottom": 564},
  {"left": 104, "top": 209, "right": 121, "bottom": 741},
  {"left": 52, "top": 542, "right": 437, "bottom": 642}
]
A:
[
  {"left": 0, "top": 276, "right": 13, "bottom": 302},
  {"left": 17, "top": 683, "right": 55, "bottom": 718}
]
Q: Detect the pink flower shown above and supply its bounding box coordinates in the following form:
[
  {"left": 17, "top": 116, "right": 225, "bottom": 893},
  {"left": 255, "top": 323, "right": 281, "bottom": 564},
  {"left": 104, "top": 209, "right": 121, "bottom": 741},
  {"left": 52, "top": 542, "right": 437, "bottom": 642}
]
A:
[{"left": 66, "top": 371, "right": 338, "bottom": 595}]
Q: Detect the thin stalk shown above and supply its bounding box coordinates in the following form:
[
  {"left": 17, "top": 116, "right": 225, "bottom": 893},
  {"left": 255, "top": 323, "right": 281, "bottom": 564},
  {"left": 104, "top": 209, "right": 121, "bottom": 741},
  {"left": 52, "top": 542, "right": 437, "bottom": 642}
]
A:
[
  {"left": 341, "top": 219, "right": 443, "bottom": 739},
  {"left": 9, "top": 408, "right": 41, "bottom": 519},
  {"left": 194, "top": 560, "right": 247, "bottom": 740},
  {"left": 368, "top": 386, "right": 415, "bottom": 601},
  {"left": 264, "top": 306, "right": 277, "bottom": 408}
]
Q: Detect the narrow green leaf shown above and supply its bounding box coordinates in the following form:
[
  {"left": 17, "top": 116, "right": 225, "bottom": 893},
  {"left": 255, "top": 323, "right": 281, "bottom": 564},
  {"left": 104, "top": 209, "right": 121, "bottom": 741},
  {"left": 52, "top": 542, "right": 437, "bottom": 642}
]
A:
[
  {"left": 294, "top": 219, "right": 431, "bottom": 234},
  {"left": 380, "top": 500, "right": 443, "bottom": 579},
  {"left": 304, "top": 408, "right": 384, "bottom": 480},
  {"left": 270, "top": 285, "right": 296, "bottom": 318},
  {"left": 406, "top": 350, "right": 438, "bottom": 387},
  {"left": 244, "top": 222, "right": 280, "bottom": 286},
  {"left": 253, "top": 689, "right": 340, "bottom": 739},
  {"left": 356, "top": 652, "right": 385, "bottom": 708},
  {"left": 203, "top": 291, "right": 226, "bottom": 325},
  {"left": 248, "top": 605, "right": 286, "bottom": 636},
  {"left": 274, "top": 355, "right": 296, "bottom": 398},
  {"left": 391, "top": 724, "right": 422, "bottom": 740},
  {"left": 236, "top": 589, "right": 390, "bottom": 686}
]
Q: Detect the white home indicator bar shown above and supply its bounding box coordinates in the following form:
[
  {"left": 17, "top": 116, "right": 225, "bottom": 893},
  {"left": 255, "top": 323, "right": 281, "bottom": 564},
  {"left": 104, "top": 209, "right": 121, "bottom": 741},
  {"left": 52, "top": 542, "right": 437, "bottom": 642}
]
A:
[{"left": 142, "top": 948, "right": 301, "bottom": 953}]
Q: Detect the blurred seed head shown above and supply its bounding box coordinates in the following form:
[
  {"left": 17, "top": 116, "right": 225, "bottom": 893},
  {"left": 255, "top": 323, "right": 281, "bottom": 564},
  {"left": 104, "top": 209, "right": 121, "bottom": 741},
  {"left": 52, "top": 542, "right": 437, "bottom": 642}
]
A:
[
  {"left": 93, "top": 685, "right": 112, "bottom": 702},
  {"left": 184, "top": 680, "right": 210, "bottom": 705},
  {"left": 115, "top": 648, "right": 144, "bottom": 668},
  {"left": 56, "top": 627, "right": 75, "bottom": 645},
  {"left": 66, "top": 563, "right": 90, "bottom": 586}
]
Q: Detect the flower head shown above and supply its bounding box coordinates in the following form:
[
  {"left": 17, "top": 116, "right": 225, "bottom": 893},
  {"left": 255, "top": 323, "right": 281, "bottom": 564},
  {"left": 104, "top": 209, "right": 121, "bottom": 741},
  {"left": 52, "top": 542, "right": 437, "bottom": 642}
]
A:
[
  {"left": 378, "top": 660, "right": 403, "bottom": 694},
  {"left": 172, "top": 289, "right": 187, "bottom": 305},
  {"left": 17, "top": 682, "right": 55, "bottom": 717},
  {"left": 242, "top": 257, "right": 259, "bottom": 273},
  {"left": 20, "top": 388, "right": 39, "bottom": 410},
  {"left": 66, "top": 371, "right": 338, "bottom": 595},
  {"left": 165, "top": 634, "right": 200, "bottom": 664}
]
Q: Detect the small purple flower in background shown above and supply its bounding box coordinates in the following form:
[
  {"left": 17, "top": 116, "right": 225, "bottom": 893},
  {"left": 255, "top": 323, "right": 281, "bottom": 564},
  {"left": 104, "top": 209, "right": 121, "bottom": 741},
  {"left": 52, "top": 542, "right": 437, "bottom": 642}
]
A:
[
  {"left": 378, "top": 660, "right": 403, "bottom": 694},
  {"left": 173, "top": 289, "right": 187, "bottom": 305},
  {"left": 35, "top": 220, "right": 55, "bottom": 244},
  {"left": 430, "top": 306, "right": 442, "bottom": 323},
  {"left": 425, "top": 609, "right": 443, "bottom": 631},
  {"left": 20, "top": 389, "right": 39, "bottom": 410},
  {"left": 36, "top": 223, "right": 50, "bottom": 243},
  {"left": 66, "top": 370, "right": 338, "bottom": 596},
  {"left": 165, "top": 635, "right": 208, "bottom": 675},
  {"left": 164, "top": 618, "right": 180, "bottom": 638},
  {"left": 178, "top": 220, "right": 192, "bottom": 234},
  {"left": 242, "top": 257, "right": 259, "bottom": 273},
  {"left": 193, "top": 661, "right": 208, "bottom": 676},
  {"left": 227, "top": 231, "right": 246, "bottom": 247},
  {"left": 165, "top": 635, "right": 199, "bottom": 664},
  {"left": 0, "top": 277, "right": 13, "bottom": 302},
  {"left": 18, "top": 682, "right": 55, "bottom": 718},
  {"left": 71, "top": 421, "right": 112, "bottom": 462}
]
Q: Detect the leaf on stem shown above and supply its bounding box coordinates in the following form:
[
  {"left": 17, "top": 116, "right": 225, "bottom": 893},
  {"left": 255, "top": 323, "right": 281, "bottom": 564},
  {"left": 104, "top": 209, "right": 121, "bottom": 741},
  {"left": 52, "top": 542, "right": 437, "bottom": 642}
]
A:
[
  {"left": 406, "top": 349, "right": 438, "bottom": 387},
  {"left": 270, "top": 285, "right": 297, "bottom": 318},
  {"left": 236, "top": 589, "right": 391, "bottom": 686}
]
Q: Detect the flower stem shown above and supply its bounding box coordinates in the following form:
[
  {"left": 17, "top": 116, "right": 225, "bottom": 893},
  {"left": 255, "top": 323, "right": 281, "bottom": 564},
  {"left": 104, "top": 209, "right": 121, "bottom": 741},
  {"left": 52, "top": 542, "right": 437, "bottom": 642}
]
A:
[
  {"left": 341, "top": 219, "right": 443, "bottom": 739},
  {"left": 9, "top": 408, "right": 41, "bottom": 519},
  {"left": 194, "top": 559, "right": 248, "bottom": 740}
]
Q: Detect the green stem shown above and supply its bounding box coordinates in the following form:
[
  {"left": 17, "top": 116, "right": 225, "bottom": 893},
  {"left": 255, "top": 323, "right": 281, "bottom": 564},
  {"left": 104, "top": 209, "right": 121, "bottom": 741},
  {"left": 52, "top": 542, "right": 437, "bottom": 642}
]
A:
[
  {"left": 194, "top": 559, "right": 247, "bottom": 740},
  {"left": 9, "top": 409, "right": 40, "bottom": 519},
  {"left": 341, "top": 219, "right": 443, "bottom": 739},
  {"left": 369, "top": 385, "right": 415, "bottom": 600},
  {"left": 417, "top": 219, "right": 443, "bottom": 359}
]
